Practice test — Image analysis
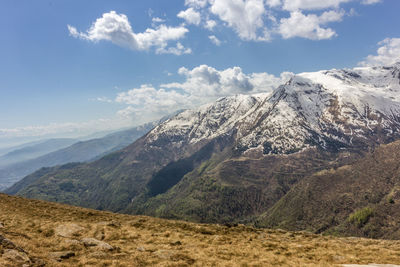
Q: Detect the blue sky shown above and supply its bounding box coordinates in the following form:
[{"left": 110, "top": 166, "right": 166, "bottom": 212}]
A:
[{"left": 1, "top": 0, "right": 400, "bottom": 147}]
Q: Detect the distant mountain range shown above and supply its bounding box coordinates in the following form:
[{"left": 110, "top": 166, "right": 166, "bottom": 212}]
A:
[
  {"left": 8, "top": 62, "right": 400, "bottom": 239},
  {"left": 0, "top": 138, "right": 78, "bottom": 168},
  {"left": 0, "top": 123, "right": 156, "bottom": 191}
]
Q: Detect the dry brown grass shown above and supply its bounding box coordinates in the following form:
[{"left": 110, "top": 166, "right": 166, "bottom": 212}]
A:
[{"left": 1, "top": 193, "right": 400, "bottom": 266}]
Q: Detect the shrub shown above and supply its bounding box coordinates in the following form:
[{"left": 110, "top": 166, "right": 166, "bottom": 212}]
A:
[{"left": 348, "top": 207, "right": 374, "bottom": 227}]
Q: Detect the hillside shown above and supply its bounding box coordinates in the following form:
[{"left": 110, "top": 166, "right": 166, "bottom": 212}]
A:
[
  {"left": 1, "top": 193, "right": 400, "bottom": 266},
  {"left": 256, "top": 140, "right": 400, "bottom": 239},
  {"left": 9, "top": 62, "right": 400, "bottom": 238}
]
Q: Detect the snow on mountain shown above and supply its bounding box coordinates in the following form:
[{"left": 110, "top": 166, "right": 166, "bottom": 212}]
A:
[{"left": 147, "top": 63, "right": 400, "bottom": 155}]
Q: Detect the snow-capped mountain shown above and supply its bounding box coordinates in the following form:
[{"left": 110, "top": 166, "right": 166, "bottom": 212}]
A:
[
  {"left": 148, "top": 62, "right": 400, "bottom": 154},
  {"left": 9, "top": 63, "right": 400, "bottom": 232}
]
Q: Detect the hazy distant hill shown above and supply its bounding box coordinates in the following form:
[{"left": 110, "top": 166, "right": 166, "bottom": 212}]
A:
[
  {"left": 0, "top": 138, "right": 77, "bottom": 168},
  {"left": 0, "top": 123, "right": 155, "bottom": 191},
  {"left": 0, "top": 139, "right": 56, "bottom": 157}
]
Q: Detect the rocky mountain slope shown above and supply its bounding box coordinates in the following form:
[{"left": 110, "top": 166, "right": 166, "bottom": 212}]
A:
[
  {"left": 1, "top": 193, "right": 400, "bottom": 266},
  {"left": 9, "top": 62, "right": 400, "bottom": 238}
]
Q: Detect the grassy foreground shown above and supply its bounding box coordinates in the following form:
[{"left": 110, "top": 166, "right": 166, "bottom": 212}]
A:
[{"left": 0, "top": 193, "right": 400, "bottom": 266}]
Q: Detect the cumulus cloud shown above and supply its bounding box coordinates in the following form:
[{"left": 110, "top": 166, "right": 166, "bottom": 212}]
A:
[
  {"left": 359, "top": 38, "right": 400, "bottom": 67},
  {"left": 68, "top": 11, "right": 190, "bottom": 55},
  {"left": 161, "top": 64, "right": 291, "bottom": 97},
  {"left": 115, "top": 84, "right": 193, "bottom": 122},
  {"left": 279, "top": 10, "right": 344, "bottom": 40},
  {"left": 94, "top": 97, "right": 113, "bottom": 103},
  {"left": 152, "top": 17, "right": 165, "bottom": 23},
  {"left": 361, "top": 0, "right": 382, "bottom": 4},
  {"left": 209, "top": 0, "right": 270, "bottom": 41},
  {"left": 266, "top": 0, "right": 282, "bottom": 8},
  {"left": 116, "top": 85, "right": 188, "bottom": 107},
  {"left": 281, "top": 0, "right": 351, "bottom": 11},
  {"left": 185, "top": 0, "right": 208, "bottom": 8},
  {"left": 169, "top": 65, "right": 254, "bottom": 96},
  {"left": 156, "top": 42, "right": 192, "bottom": 55},
  {"left": 209, "top": 35, "right": 222, "bottom": 46},
  {"left": 177, "top": 8, "right": 202, "bottom": 25},
  {"left": 115, "top": 65, "right": 293, "bottom": 121},
  {"left": 204, "top": 20, "right": 217, "bottom": 30},
  {"left": 176, "top": 0, "right": 382, "bottom": 42},
  {"left": 270, "top": 0, "right": 380, "bottom": 10}
]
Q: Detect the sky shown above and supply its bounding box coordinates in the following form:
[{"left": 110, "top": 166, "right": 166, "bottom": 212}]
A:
[{"left": 1, "top": 0, "right": 400, "bottom": 147}]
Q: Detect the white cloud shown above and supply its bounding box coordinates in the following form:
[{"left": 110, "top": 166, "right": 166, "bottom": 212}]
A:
[
  {"left": 116, "top": 84, "right": 192, "bottom": 122},
  {"left": 116, "top": 85, "right": 190, "bottom": 108},
  {"left": 319, "top": 9, "right": 346, "bottom": 23},
  {"left": 266, "top": 0, "right": 281, "bottom": 8},
  {"left": 164, "top": 65, "right": 253, "bottom": 96},
  {"left": 177, "top": 0, "right": 385, "bottom": 42},
  {"left": 204, "top": 20, "right": 217, "bottom": 30},
  {"left": 148, "top": 8, "right": 154, "bottom": 17},
  {"left": 279, "top": 0, "right": 381, "bottom": 10},
  {"left": 67, "top": 25, "right": 79, "bottom": 37},
  {"left": 209, "top": 35, "right": 222, "bottom": 46},
  {"left": 162, "top": 64, "right": 291, "bottom": 96},
  {"left": 177, "top": 8, "right": 202, "bottom": 25},
  {"left": 177, "top": 0, "right": 383, "bottom": 42},
  {"left": 135, "top": 25, "right": 190, "bottom": 52},
  {"left": 156, "top": 42, "right": 192, "bottom": 55},
  {"left": 68, "top": 11, "right": 190, "bottom": 55},
  {"left": 281, "top": 0, "right": 352, "bottom": 11},
  {"left": 185, "top": 0, "right": 208, "bottom": 8},
  {"left": 94, "top": 97, "right": 113, "bottom": 103},
  {"left": 359, "top": 38, "right": 400, "bottom": 67},
  {"left": 361, "top": 0, "right": 382, "bottom": 4},
  {"left": 209, "top": 0, "right": 270, "bottom": 41},
  {"left": 279, "top": 10, "right": 344, "bottom": 40},
  {"left": 152, "top": 17, "right": 165, "bottom": 23},
  {"left": 115, "top": 65, "right": 292, "bottom": 122}
]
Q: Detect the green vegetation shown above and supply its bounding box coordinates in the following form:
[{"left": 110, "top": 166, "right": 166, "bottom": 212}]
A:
[
  {"left": 59, "top": 181, "right": 75, "bottom": 192},
  {"left": 348, "top": 207, "right": 374, "bottom": 227},
  {"left": 147, "top": 158, "right": 194, "bottom": 197}
]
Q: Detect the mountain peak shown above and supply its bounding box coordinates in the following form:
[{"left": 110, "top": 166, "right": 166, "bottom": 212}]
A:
[{"left": 146, "top": 64, "right": 400, "bottom": 155}]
